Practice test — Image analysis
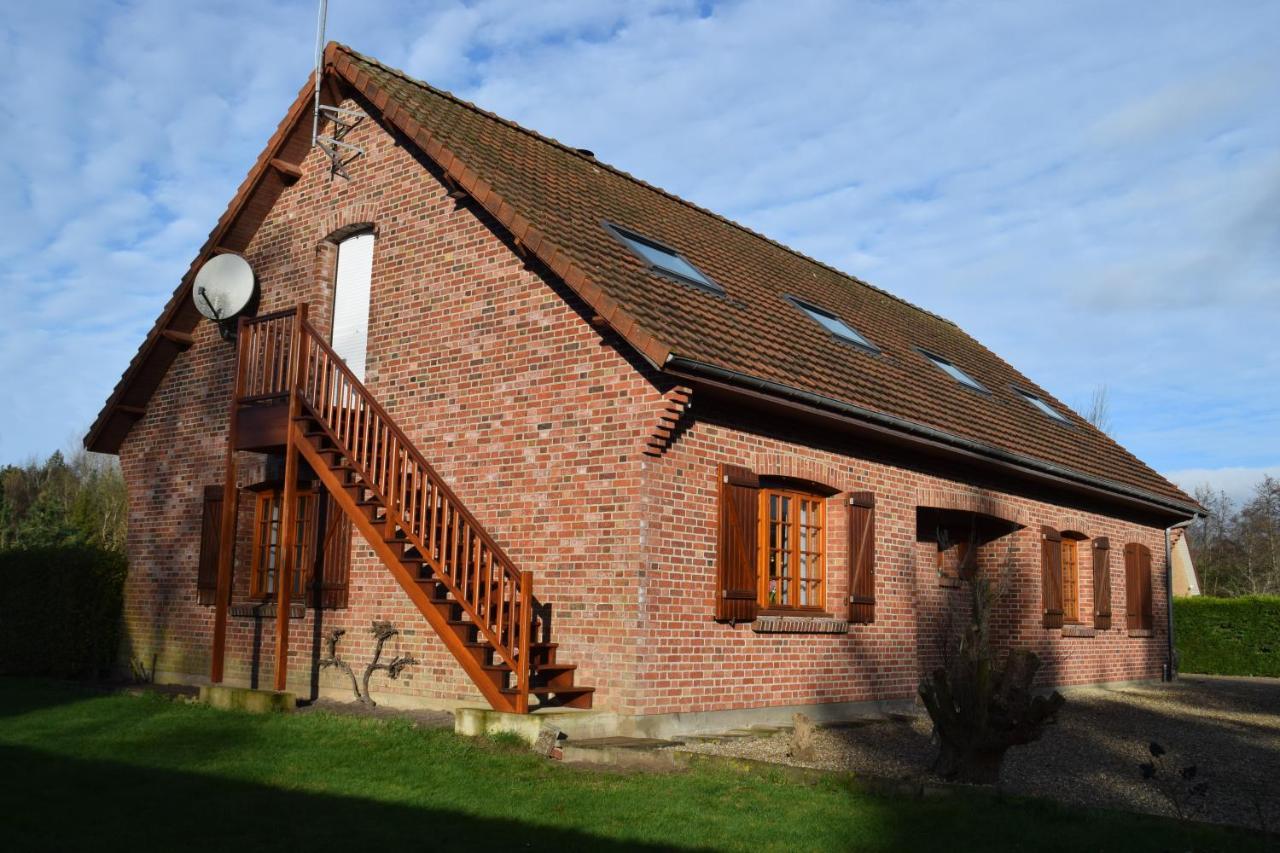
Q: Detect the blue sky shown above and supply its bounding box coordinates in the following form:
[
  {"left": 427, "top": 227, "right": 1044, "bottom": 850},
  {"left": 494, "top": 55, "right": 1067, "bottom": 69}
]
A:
[{"left": 1, "top": 1, "right": 1277, "bottom": 505}]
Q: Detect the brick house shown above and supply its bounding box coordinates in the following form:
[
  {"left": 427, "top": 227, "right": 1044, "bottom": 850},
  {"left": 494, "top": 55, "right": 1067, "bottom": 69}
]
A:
[{"left": 86, "top": 44, "right": 1200, "bottom": 732}]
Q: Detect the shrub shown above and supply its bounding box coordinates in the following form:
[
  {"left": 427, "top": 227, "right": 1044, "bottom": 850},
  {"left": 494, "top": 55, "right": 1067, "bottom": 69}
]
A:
[
  {"left": 0, "top": 546, "right": 128, "bottom": 678},
  {"left": 1175, "top": 596, "right": 1280, "bottom": 677}
]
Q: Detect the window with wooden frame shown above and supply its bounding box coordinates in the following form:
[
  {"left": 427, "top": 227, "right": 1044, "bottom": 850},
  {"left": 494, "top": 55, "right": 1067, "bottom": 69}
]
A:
[
  {"left": 249, "top": 486, "right": 317, "bottom": 601},
  {"left": 758, "top": 486, "right": 826, "bottom": 612}
]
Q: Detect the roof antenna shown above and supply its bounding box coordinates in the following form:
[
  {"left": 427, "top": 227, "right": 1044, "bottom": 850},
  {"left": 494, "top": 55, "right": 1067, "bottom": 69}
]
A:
[{"left": 311, "top": 0, "right": 364, "bottom": 180}]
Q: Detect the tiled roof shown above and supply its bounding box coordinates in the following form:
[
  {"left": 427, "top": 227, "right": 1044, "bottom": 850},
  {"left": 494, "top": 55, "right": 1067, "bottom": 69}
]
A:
[{"left": 336, "top": 46, "right": 1193, "bottom": 511}]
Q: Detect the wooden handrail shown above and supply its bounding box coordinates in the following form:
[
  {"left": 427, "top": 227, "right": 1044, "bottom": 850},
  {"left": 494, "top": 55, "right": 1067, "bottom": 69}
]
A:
[{"left": 241, "top": 308, "right": 532, "bottom": 700}]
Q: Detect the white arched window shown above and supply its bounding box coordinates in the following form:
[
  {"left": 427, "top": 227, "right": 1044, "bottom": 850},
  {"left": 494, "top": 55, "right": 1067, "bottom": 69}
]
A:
[{"left": 330, "top": 232, "right": 375, "bottom": 381}]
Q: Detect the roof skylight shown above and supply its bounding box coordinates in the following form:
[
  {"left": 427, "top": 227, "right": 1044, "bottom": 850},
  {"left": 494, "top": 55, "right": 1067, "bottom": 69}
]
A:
[
  {"left": 788, "top": 297, "right": 878, "bottom": 352},
  {"left": 604, "top": 223, "right": 722, "bottom": 293},
  {"left": 1017, "top": 389, "right": 1069, "bottom": 422},
  {"left": 922, "top": 351, "right": 987, "bottom": 392}
]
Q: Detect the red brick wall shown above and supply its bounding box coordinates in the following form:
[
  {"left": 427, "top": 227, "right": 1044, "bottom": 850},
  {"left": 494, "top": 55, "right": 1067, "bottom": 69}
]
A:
[
  {"left": 119, "top": 98, "right": 654, "bottom": 711},
  {"left": 636, "top": 403, "right": 1170, "bottom": 716},
  {"left": 118, "top": 96, "right": 1171, "bottom": 718}
]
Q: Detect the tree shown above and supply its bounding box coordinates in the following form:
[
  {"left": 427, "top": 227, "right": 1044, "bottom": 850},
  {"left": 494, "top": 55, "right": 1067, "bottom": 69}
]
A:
[
  {"left": 0, "top": 448, "right": 127, "bottom": 553},
  {"left": 1187, "top": 478, "right": 1280, "bottom": 597}
]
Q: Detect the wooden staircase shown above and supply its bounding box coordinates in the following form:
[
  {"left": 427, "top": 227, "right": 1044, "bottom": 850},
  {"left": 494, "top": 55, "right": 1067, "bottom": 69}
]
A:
[{"left": 225, "top": 305, "right": 592, "bottom": 713}]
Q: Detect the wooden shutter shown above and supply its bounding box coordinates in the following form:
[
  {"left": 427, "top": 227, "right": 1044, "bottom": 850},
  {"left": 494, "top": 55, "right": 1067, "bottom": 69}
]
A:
[
  {"left": 716, "top": 464, "right": 760, "bottom": 623},
  {"left": 1092, "top": 537, "right": 1112, "bottom": 630},
  {"left": 315, "top": 491, "right": 352, "bottom": 609},
  {"left": 847, "top": 492, "right": 876, "bottom": 623},
  {"left": 197, "top": 485, "right": 230, "bottom": 605},
  {"left": 1040, "top": 526, "right": 1064, "bottom": 628},
  {"left": 1124, "top": 543, "right": 1154, "bottom": 631}
]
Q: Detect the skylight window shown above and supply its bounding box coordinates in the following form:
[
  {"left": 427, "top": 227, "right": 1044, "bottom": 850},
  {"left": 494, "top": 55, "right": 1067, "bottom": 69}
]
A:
[
  {"left": 603, "top": 223, "right": 722, "bottom": 293},
  {"left": 787, "top": 297, "right": 878, "bottom": 352},
  {"left": 921, "top": 351, "right": 987, "bottom": 393},
  {"left": 1017, "top": 389, "right": 1069, "bottom": 422}
]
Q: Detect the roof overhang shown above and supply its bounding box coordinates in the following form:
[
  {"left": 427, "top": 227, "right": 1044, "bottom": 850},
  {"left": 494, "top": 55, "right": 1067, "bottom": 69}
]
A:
[{"left": 664, "top": 356, "right": 1202, "bottom": 523}]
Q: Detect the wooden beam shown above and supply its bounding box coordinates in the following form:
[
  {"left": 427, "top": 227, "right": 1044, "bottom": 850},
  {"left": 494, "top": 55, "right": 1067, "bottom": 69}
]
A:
[
  {"left": 211, "top": 316, "right": 249, "bottom": 684},
  {"left": 440, "top": 173, "right": 468, "bottom": 200},
  {"left": 273, "top": 429, "right": 300, "bottom": 692},
  {"left": 116, "top": 404, "right": 147, "bottom": 417},
  {"left": 160, "top": 329, "right": 195, "bottom": 349},
  {"left": 272, "top": 304, "right": 308, "bottom": 694},
  {"left": 269, "top": 158, "right": 303, "bottom": 183}
]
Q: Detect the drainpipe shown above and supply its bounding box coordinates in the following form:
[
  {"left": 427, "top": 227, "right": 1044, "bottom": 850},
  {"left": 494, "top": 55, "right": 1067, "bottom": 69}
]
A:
[{"left": 1163, "top": 516, "right": 1197, "bottom": 682}]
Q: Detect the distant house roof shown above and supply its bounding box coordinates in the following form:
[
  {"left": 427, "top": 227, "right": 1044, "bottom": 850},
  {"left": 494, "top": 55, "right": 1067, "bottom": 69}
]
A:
[{"left": 86, "top": 44, "right": 1198, "bottom": 518}]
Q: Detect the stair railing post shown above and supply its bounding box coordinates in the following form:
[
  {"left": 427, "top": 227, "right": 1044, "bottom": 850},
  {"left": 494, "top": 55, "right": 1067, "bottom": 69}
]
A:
[
  {"left": 385, "top": 437, "right": 400, "bottom": 542},
  {"left": 272, "top": 304, "right": 309, "bottom": 693},
  {"left": 517, "top": 570, "right": 533, "bottom": 713}
]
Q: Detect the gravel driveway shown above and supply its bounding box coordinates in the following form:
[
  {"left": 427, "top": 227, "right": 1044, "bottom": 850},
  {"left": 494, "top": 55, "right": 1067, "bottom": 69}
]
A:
[{"left": 677, "top": 675, "right": 1279, "bottom": 831}]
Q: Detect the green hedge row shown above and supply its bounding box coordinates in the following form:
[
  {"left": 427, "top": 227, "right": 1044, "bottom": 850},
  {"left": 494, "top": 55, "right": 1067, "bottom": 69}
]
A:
[
  {"left": 0, "top": 546, "right": 127, "bottom": 678},
  {"left": 1175, "top": 596, "right": 1280, "bottom": 678}
]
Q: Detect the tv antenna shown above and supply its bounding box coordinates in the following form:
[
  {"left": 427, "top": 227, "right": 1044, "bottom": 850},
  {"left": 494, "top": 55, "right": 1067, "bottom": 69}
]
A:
[{"left": 311, "top": 0, "right": 364, "bottom": 179}]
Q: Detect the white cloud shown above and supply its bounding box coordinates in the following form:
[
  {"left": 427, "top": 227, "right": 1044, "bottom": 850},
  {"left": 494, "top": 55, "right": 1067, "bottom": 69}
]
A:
[{"left": 1166, "top": 466, "right": 1280, "bottom": 509}]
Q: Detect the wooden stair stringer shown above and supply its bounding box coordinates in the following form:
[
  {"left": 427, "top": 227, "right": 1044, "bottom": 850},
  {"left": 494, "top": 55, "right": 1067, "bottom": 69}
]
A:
[{"left": 294, "top": 425, "right": 518, "bottom": 713}]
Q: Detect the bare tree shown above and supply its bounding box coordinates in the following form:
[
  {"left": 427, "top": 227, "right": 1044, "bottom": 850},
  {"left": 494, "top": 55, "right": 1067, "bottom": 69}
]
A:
[
  {"left": 1188, "top": 478, "right": 1280, "bottom": 597},
  {"left": 1084, "top": 385, "right": 1112, "bottom": 434}
]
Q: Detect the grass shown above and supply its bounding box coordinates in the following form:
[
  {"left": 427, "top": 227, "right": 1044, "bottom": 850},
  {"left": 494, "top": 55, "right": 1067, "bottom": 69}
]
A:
[
  {"left": 0, "top": 679, "right": 1270, "bottom": 852},
  {"left": 1175, "top": 596, "right": 1280, "bottom": 678}
]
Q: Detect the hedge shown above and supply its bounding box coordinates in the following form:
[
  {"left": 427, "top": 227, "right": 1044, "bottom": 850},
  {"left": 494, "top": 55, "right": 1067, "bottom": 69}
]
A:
[
  {"left": 1174, "top": 596, "right": 1280, "bottom": 678},
  {"left": 0, "top": 546, "right": 127, "bottom": 678}
]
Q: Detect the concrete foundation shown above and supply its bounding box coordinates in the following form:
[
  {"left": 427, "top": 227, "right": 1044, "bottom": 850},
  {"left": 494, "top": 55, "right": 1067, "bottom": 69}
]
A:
[
  {"left": 199, "top": 684, "right": 296, "bottom": 713},
  {"left": 456, "top": 696, "right": 919, "bottom": 744}
]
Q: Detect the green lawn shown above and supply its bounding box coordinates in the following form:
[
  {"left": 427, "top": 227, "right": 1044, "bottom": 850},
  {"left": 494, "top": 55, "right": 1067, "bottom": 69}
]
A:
[{"left": 0, "top": 680, "right": 1268, "bottom": 852}]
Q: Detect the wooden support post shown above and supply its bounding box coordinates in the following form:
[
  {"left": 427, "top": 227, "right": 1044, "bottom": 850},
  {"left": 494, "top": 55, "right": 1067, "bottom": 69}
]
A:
[
  {"left": 211, "top": 316, "right": 248, "bottom": 683},
  {"left": 273, "top": 305, "right": 309, "bottom": 693},
  {"left": 516, "top": 570, "right": 533, "bottom": 714}
]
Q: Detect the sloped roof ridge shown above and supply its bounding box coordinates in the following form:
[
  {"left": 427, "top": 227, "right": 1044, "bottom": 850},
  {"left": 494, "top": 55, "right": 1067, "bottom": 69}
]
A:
[{"left": 336, "top": 44, "right": 957, "bottom": 328}]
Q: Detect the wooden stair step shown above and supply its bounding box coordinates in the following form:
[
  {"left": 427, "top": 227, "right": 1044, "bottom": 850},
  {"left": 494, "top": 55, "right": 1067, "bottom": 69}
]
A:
[{"left": 502, "top": 684, "right": 594, "bottom": 710}]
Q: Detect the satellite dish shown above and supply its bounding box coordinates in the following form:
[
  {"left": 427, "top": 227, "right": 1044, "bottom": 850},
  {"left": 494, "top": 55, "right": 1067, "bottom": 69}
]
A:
[{"left": 192, "top": 254, "right": 256, "bottom": 322}]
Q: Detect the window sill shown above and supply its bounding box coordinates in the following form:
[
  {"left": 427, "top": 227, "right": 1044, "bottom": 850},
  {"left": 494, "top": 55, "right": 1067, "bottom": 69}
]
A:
[
  {"left": 758, "top": 607, "right": 834, "bottom": 619},
  {"left": 230, "top": 602, "right": 305, "bottom": 619},
  {"left": 1062, "top": 624, "right": 1096, "bottom": 638},
  {"left": 752, "top": 615, "right": 848, "bottom": 635},
  {"left": 1128, "top": 628, "right": 1154, "bottom": 638}
]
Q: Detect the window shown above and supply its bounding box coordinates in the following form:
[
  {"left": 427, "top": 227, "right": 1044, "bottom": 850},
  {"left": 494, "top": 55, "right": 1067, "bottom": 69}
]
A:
[
  {"left": 331, "top": 231, "right": 375, "bottom": 381},
  {"left": 787, "top": 297, "right": 879, "bottom": 352},
  {"left": 921, "top": 351, "right": 988, "bottom": 392},
  {"left": 1017, "top": 388, "right": 1068, "bottom": 422},
  {"left": 1061, "top": 538, "right": 1080, "bottom": 623},
  {"left": 604, "top": 223, "right": 722, "bottom": 293},
  {"left": 758, "top": 487, "right": 826, "bottom": 610},
  {"left": 249, "top": 488, "right": 316, "bottom": 600}
]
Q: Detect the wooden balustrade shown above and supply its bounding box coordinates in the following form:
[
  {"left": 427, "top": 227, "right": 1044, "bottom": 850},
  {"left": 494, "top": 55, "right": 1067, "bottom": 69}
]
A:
[{"left": 237, "top": 308, "right": 301, "bottom": 402}]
